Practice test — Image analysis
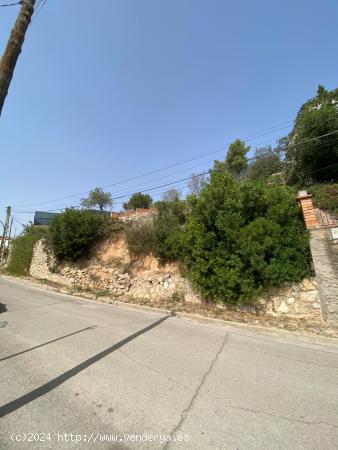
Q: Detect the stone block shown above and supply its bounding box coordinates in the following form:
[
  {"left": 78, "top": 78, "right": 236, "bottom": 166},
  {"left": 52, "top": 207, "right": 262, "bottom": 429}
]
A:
[
  {"left": 327, "top": 304, "right": 337, "bottom": 314},
  {"left": 300, "top": 278, "right": 317, "bottom": 291},
  {"left": 300, "top": 291, "right": 319, "bottom": 303},
  {"left": 286, "top": 297, "right": 295, "bottom": 305},
  {"left": 276, "top": 301, "right": 289, "bottom": 314}
]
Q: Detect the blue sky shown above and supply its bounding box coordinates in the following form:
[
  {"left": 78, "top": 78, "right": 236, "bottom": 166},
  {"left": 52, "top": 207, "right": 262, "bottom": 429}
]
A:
[{"left": 0, "top": 0, "right": 337, "bottom": 232}]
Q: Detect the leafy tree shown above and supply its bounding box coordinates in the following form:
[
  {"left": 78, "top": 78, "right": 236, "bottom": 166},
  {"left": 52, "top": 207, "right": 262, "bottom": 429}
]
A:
[
  {"left": 226, "top": 139, "right": 250, "bottom": 178},
  {"left": 123, "top": 192, "right": 153, "bottom": 210},
  {"left": 248, "top": 146, "right": 285, "bottom": 181},
  {"left": 179, "top": 168, "right": 311, "bottom": 303},
  {"left": 81, "top": 187, "right": 113, "bottom": 211},
  {"left": 286, "top": 85, "right": 338, "bottom": 184},
  {"left": 49, "top": 209, "right": 111, "bottom": 261},
  {"left": 188, "top": 173, "right": 207, "bottom": 196}
]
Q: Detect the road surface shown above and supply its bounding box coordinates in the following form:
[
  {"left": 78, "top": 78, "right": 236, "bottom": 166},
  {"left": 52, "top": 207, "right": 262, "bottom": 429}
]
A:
[{"left": 0, "top": 276, "right": 338, "bottom": 449}]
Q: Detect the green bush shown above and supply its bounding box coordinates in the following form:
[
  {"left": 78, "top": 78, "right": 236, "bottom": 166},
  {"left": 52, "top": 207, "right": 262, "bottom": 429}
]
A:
[
  {"left": 309, "top": 183, "right": 338, "bottom": 215},
  {"left": 6, "top": 225, "right": 48, "bottom": 276},
  {"left": 179, "top": 170, "right": 311, "bottom": 303},
  {"left": 125, "top": 222, "right": 154, "bottom": 257},
  {"left": 124, "top": 200, "right": 187, "bottom": 261},
  {"left": 152, "top": 199, "right": 187, "bottom": 261},
  {"left": 48, "top": 209, "right": 111, "bottom": 261}
]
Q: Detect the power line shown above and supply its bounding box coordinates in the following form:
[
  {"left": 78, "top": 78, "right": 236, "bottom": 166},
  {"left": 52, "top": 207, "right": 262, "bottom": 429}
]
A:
[
  {"left": 80, "top": 131, "right": 298, "bottom": 202},
  {"left": 32, "top": 0, "right": 47, "bottom": 21},
  {"left": 11, "top": 215, "right": 26, "bottom": 227},
  {"left": 12, "top": 157, "right": 338, "bottom": 214},
  {"left": 85, "top": 133, "right": 290, "bottom": 200},
  {"left": 50, "top": 133, "right": 338, "bottom": 205},
  {"left": 11, "top": 130, "right": 338, "bottom": 212},
  {"left": 12, "top": 121, "right": 293, "bottom": 209},
  {"left": 0, "top": 1, "right": 21, "bottom": 7},
  {"left": 97, "top": 131, "right": 338, "bottom": 202}
]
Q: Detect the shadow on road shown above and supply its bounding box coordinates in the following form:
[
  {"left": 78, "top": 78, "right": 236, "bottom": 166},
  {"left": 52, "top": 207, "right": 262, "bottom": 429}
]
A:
[
  {"left": 0, "top": 303, "right": 7, "bottom": 313},
  {"left": 0, "top": 314, "right": 170, "bottom": 418},
  {"left": 0, "top": 326, "right": 97, "bottom": 362}
]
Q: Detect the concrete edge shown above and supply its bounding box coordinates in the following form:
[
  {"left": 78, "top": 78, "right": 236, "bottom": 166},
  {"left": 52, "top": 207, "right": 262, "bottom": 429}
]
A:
[
  {"left": 112, "top": 300, "right": 338, "bottom": 348},
  {"left": 1, "top": 273, "right": 338, "bottom": 348}
]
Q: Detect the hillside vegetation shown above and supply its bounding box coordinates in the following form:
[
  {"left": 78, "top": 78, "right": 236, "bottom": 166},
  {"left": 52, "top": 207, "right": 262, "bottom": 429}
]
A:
[
  {"left": 7, "top": 85, "right": 337, "bottom": 303},
  {"left": 6, "top": 225, "right": 48, "bottom": 276}
]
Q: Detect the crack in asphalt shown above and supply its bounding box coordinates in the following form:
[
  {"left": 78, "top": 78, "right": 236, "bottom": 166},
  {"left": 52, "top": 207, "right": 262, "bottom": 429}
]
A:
[
  {"left": 118, "top": 349, "right": 186, "bottom": 388},
  {"left": 164, "top": 332, "right": 229, "bottom": 449}
]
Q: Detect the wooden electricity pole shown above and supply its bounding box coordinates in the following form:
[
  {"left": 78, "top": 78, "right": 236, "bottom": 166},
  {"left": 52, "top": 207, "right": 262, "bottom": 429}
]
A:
[
  {"left": 0, "top": 206, "right": 11, "bottom": 264},
  {"left": 0, "top": 0, "right": 35, "bottom": 116}
]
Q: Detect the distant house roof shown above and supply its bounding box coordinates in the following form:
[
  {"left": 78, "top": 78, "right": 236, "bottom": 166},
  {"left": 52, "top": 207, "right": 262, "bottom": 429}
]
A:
[{"left": 34, "top": 211, "right": 59, "bottom": 226}]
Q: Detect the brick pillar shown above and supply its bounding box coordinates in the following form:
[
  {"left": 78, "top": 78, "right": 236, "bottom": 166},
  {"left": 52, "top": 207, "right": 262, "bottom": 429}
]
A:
[{"left": 297, "top": 191, "right": 318, "bottom": 229}]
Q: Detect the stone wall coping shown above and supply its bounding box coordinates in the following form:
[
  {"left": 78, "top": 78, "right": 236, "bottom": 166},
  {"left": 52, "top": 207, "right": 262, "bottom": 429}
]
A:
[{"left": 297, "top": 192, "right": 313, "bottom": 201}]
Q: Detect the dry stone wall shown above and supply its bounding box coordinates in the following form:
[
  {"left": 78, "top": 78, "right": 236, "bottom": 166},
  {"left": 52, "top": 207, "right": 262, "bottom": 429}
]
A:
[
  {"left": 30, "top": 239, "right": 201, "bottom": 303},
  {"left": 30, "top": 239, "right": 322, "bottom": 318},
  {"left": 260, "top": 279, "right": 321, "bottom": 319},
  {"left": 309, "top": 228, "right": 338, "bottom": 320},
  {"left": 30, "top": 239, "right": 65, "bottom": 284}
]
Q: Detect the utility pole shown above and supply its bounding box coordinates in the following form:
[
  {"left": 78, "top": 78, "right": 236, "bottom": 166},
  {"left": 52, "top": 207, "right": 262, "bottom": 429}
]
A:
[
  {"left": 8, "top": 217, "right": 13, "bottom": 243},
  {"left": 0, "top": 206, "right": 11, "bottom": 264},
  {"left": 0, "top": 0, "right": 35, "bottom": 116}
]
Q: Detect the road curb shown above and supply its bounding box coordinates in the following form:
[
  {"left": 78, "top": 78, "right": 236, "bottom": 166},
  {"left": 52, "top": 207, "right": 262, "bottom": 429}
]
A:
[{"left": 1, "top": 273, "right": 338, "bottom": 347}]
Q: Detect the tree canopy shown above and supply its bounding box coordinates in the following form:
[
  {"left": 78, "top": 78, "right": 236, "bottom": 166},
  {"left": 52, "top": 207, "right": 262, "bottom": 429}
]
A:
[
  {"left": 226, "top": 139, "right": 250, "bottom": 178},
  {"left": 285, "top": 85, "right": 338, "bottom": 184},
  {"left": 248, "top": 146, "right": 284, "bottom": 181},
  {"left": 81, "top": 187, "right": 113, "bottom": 211},
  {"left": 123, "top": 192, "right": 153, "bottom": 210}
]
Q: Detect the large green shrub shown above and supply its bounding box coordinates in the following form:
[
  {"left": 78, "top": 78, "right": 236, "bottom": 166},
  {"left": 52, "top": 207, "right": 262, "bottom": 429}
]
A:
[
  {"left": 179, "top": 170, "right": 311, "bottom": 303},
  {"left": 309, "top": 183, "right": 338, "bottom": 215},
  {"left": 124, "top": 198, "right": 187, "bottom": 261},
  {"left": 6, "top": 225, "right": 48, "bottom": 276},
  {"left": 49, "top": 209, "right": 111, "bottom": 261},
  {"left": 125, "top": 222, "right": 154, "bottom": 257},
  {"left": 152, "top": 199, "right": 187, "bottom": 261}
]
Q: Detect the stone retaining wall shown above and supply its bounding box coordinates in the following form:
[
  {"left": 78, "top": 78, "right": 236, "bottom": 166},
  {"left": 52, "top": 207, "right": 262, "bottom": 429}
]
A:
[
  {"left": 309, "top": 228, "right": 338, "bottom": 320},
  {"left": 297, "top": 191, "right": 338, "bottom": 321},
  {"left": 29, "top": 239, "right": 322, "bottom": 319},
  {"left": 30, "top": 240, "right": 201, "bottom": 303},
  {"left": 260, "top": 279, "right": 321, "bottom": 318}
]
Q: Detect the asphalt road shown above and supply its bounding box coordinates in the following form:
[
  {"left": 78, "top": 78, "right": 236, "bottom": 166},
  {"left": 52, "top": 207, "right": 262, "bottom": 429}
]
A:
[{"left": 0, "top": 277, "right": 338, "bottom": 450}]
